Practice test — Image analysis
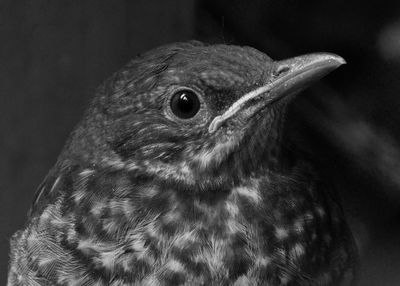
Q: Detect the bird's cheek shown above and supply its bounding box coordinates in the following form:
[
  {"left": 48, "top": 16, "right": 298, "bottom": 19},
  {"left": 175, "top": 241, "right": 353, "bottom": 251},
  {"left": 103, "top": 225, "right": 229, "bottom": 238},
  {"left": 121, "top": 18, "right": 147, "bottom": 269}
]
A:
[{"left": 188, "top": 135, "right": 240, "bottom": 170}]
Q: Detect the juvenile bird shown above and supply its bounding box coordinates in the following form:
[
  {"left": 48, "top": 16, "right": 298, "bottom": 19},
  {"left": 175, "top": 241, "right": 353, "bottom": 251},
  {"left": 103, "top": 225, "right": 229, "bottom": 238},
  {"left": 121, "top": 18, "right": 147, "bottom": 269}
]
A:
[{"left": 8, "top": 41, "right": 357, "bottom": 286}]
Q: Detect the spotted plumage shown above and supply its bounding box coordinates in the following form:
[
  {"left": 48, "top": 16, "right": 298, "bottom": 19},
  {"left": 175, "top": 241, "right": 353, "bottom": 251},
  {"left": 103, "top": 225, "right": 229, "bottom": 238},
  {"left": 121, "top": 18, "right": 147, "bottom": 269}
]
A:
[{"left": 8, "top": 41, "right": 357, "bottom": 285}]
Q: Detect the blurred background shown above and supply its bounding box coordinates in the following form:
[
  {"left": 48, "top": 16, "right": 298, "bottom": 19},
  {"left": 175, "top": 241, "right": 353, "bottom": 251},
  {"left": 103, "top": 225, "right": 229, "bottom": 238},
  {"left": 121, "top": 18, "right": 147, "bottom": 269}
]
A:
[{"left": 1, "top": 0, "right": 400, "bottom": 284}]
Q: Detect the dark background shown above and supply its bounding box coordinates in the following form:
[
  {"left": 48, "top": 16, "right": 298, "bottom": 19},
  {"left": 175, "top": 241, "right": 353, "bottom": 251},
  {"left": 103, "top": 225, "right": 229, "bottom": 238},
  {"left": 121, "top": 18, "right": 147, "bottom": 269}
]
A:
[{"left": 1, "top": 0, "right": 400, "bottom": 285}]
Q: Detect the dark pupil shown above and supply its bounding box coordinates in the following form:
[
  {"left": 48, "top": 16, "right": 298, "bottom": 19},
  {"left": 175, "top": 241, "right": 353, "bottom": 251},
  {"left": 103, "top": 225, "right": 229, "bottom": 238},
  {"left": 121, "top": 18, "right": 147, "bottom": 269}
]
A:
[{"left": 170, "top": 90, "right": 200, "bottom": 119}]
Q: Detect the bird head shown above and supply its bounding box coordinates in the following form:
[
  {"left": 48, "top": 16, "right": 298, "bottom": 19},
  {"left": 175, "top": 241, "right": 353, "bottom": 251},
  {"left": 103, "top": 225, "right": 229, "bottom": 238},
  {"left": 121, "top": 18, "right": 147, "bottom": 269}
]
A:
[{"left": 68, "top": 41, "right": 344, "bottom": 191}]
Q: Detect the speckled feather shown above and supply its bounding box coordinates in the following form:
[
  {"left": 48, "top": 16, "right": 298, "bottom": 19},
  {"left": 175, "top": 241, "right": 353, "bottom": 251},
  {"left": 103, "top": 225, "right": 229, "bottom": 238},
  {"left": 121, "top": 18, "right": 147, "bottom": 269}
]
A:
[{"left": 8, "top": 41, "right": 356, "bottom": 286}]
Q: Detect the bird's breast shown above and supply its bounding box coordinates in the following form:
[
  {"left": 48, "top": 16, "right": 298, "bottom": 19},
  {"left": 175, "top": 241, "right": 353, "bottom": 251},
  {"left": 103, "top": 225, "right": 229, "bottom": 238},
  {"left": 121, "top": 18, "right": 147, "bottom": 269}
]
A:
[
  {"left": 13, "top": 167, "right": 353, "bottom": 285},
  {"left": 96, "top": 174, "right": 347, "bottom": 285}
]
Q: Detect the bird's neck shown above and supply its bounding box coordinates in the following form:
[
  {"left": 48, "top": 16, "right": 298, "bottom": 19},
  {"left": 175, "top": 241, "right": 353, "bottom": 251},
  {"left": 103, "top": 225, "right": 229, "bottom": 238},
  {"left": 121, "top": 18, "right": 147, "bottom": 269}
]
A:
[{"left": 16, "top": 161, "right": 354, "bottom": 285}]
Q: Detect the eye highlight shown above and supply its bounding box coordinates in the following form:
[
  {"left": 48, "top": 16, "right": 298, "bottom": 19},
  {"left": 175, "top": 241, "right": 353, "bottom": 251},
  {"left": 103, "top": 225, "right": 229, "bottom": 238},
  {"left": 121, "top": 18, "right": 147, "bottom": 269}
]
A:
[{"left": 170, "top": 89, "right": 201, "bottom": 119}]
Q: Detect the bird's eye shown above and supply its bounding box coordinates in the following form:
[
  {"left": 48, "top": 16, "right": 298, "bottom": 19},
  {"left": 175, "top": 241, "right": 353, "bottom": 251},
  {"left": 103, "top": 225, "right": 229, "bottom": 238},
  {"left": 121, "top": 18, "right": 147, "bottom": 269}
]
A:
[{"left": 170, "top": 89, "right": 201, "bottom": 119}]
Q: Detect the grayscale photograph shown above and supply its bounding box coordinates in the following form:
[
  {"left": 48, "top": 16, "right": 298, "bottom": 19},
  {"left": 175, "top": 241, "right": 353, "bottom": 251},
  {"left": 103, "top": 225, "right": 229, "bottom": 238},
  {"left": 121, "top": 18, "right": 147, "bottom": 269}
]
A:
[{"left": 1, "top": 1, "right": 400, "bottom": 285}]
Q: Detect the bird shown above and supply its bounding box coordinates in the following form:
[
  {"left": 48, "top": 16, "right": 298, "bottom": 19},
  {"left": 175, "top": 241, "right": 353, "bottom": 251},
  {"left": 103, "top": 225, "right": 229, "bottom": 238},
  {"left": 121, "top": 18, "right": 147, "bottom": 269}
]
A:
[{"left": 7, "top": 41, "right": 357, "bottom": 286}]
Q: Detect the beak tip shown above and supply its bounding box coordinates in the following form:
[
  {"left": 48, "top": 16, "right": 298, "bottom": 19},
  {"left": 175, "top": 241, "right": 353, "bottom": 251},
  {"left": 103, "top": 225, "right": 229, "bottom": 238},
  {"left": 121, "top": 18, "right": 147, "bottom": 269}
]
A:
[
  {"left": 298, "top": 53, "right": 346, "bottom": 74},
  {"left": 322, "top": 53, "right": 346, "bottom": 67},
  {"left": 331, "top": 54, "right": 346, "bottom": 66}
]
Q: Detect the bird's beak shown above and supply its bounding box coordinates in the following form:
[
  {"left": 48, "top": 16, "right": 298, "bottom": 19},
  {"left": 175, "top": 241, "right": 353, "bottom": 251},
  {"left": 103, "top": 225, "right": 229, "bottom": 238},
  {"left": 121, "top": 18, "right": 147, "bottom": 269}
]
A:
[{"left": 208, "top": 53, "right": 345, "bottom": 133}]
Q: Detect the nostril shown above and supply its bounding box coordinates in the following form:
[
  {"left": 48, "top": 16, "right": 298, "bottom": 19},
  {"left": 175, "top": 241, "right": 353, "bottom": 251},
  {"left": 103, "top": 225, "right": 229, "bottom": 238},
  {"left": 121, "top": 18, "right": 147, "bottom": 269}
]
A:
[{"left": 274, "top": 65, "right": 290, "bottom": 77}]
